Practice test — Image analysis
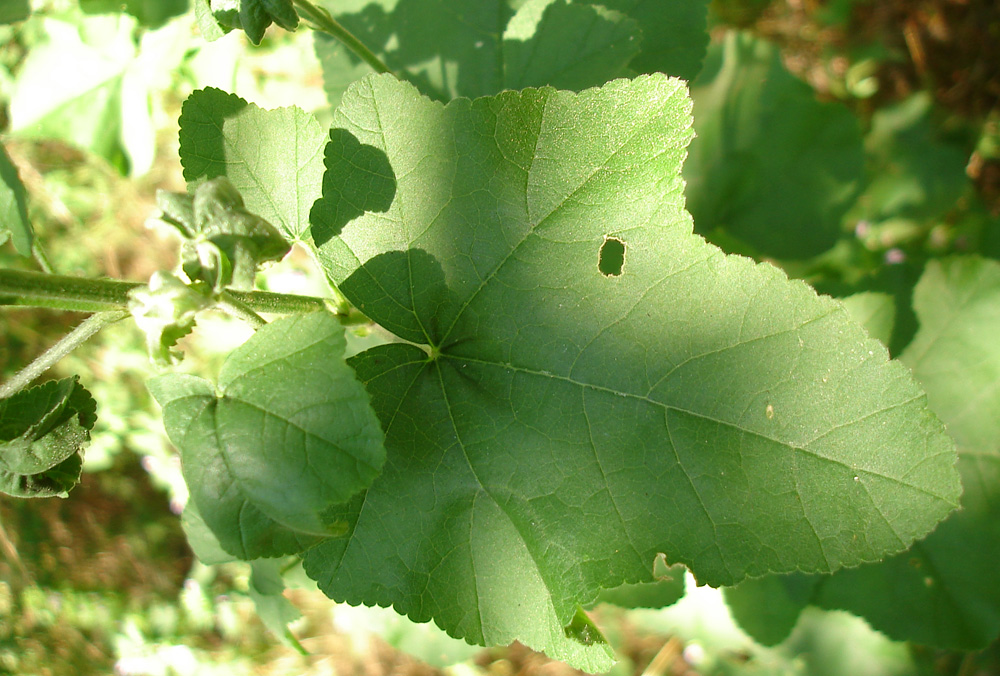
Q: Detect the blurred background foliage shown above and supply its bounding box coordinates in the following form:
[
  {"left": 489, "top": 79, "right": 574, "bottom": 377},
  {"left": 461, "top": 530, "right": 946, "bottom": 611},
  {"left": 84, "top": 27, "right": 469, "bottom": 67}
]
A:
[{"left": 1, "top": 0, "right": 999, "bottom": 674}]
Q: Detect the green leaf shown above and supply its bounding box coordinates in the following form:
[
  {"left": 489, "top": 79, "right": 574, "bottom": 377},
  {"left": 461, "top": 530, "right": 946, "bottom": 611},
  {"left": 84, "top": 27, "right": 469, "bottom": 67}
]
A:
[
  {"left": 304, "top": 73, "right": 959, "bottom": 668},
  {"left": 0, "top": 0, "right": 29, "bottom": 25},
  {"left": 0, "top": 142, "right": 32, "bottom": 256},
  {"left": 683, "top": 31, "right": 863, "bottom": 259},
  {"left": 0, "top": 377, "right": 96, "bottom": 498},
  {"left": 579, "top": 0, "right": 709, "bottom": 81},
  {"left": 178, "top": 88, "right": 326, "bottom": 243},
  {"left": 181, "top": 501, "right": 238, "bottom": 565},
  {"left": 150, "top": 312, "right": 385, "bottom": 560},
  {"left": 313, "top": 0, "right": 642, "bottom": 105}
]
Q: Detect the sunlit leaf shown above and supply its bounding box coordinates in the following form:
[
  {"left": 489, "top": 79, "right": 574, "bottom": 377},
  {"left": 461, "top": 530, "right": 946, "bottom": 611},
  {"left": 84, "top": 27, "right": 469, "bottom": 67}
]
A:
[
  {"left": 0, "top": 142, "right": 32, "bottom": 257},
  {"left": 303, "top": 73, "right": 959, "bottom": 669}
]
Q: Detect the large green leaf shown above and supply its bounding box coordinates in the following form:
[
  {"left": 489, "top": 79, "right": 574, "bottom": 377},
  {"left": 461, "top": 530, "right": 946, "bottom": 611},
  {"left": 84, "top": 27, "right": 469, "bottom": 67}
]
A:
[
  {"left": 303, "top": 73, "right": 959, "bottom": 668},
  {"left": 683, "top": 31, "right": 863, "bottom": 259},
  {"left": 0, "top": 377, "right": 96, "bottom": 498},
  {"left": 150, "top": 312, "right": 385, "bottom": 560},
  {"left": 313, "top": 0, "right": 642, "bottom": 105},
  {"left": 727, "top": 257, "right": 1000, "bottom": 650},
  {"left": 0, "top": 143, "right": 32, "bottom": 257},
  {"left": 178, "top": 88, "right": 326, "bottom": 243}
]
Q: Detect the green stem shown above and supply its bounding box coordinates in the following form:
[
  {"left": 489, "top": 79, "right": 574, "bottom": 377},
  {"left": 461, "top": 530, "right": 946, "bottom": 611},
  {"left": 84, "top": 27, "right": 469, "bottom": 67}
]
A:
[
  {"left": 292, "top": 0, "right": 393, "bottom": 75},
  {"left": 0, "top": 311, "right": 129, "bottom": 399},
  {"left": 32, "top": 243, "right": 54, "bottom": 274},
  {"left": 0, "top": 268, "right": 368, "bottom": 322},
  {"left": 218, "top": 290, "right": 267, "bottom": 329}
]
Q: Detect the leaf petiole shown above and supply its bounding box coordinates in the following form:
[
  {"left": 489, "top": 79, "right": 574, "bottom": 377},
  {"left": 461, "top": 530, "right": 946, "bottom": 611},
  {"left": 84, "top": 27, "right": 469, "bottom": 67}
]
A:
[{"left": 291, "top": 0, "right": 393, "bottom": 75}]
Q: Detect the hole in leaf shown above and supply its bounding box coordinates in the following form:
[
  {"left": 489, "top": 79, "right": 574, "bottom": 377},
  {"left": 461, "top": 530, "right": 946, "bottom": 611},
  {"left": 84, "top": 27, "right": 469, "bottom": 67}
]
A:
[{"left": 598, "top": 236, "right": 625, "bottom": 276}]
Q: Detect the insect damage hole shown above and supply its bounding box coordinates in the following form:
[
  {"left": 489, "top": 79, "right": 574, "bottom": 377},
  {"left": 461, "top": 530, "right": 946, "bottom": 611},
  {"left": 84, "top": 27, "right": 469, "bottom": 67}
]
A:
[{"left": 598, "top": 236, "right": 626, "bottom": 277}]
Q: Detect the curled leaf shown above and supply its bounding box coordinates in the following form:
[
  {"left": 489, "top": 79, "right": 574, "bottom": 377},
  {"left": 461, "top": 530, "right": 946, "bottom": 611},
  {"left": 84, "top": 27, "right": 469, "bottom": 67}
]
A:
[{"left": 0, "top": 377, "right": 96, "bottom": 498}]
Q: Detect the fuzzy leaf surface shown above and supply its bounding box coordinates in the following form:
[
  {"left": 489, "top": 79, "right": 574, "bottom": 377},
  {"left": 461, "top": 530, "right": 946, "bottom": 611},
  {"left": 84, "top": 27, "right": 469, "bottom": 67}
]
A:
[
  {"left": 304, "top": 73, "right": 959, "bottom": 668},
  {"left": 0, "top": 377, "right": 96, "bottom": 498},
  {"left": 150, "top": 312, "right": 385, "bottom": 559},
  {"left": 178, "top": 87, "right": 326, "bottom": 242}
]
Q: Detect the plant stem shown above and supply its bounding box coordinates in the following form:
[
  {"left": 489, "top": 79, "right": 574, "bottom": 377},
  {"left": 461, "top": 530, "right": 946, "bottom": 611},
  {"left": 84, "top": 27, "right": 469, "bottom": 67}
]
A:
[
  {"left": 0, "top": 268, "right": 370, "bottom": 324},
  {"left": 0, "top": 311, "right": 129, "bottom": 399},
  {"left": 292, "top": 0, "right": 393, "bottom": 75},
  {"left": 32, "top": 243, "right": 54, "bottom": 274},
  {"left": 218, "top": 290, "right": 267, "bottom": 329}
]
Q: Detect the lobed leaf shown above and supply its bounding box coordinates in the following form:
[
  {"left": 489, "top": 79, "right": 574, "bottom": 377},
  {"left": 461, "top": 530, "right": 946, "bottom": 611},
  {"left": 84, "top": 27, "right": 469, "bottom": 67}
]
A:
[
  {"left": 150, "top": 312, "right": 385, "bottom": 559},
  {"left": 0, "top": 377, "right": 96, "bottom": 498},
  {"left": 303, "top": 73, "right": 960, "bottom": 669}
]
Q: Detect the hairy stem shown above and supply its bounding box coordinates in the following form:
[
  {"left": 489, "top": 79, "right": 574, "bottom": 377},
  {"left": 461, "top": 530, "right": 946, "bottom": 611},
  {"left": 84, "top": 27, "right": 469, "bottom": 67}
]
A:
[
  {"left": 218, "top": 290, "right": 267, "bottom": 329},
  {"left": 0, "top": 311, "right": 129, "bottom": 399},
  {"left": 292, "top": 0, "right": 393, "bottom": 75},
  {"left": 0, "top": 268, "right": 367, "bottom": 322}
]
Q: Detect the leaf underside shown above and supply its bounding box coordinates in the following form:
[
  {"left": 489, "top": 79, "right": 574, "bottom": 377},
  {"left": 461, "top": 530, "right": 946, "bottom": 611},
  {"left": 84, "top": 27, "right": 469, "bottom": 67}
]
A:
[{"left": 302, "top": 73, "right": 960, "bottom": 668}]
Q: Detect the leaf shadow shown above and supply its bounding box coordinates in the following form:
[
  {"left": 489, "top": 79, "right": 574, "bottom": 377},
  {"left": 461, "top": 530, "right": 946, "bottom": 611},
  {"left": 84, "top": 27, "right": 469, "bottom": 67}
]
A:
[
  {"left": 340, "top": 248, "right": 452, "bottom": 346},
  {"left": 309, "top": 128, "right": 396, "bottom": 247}
]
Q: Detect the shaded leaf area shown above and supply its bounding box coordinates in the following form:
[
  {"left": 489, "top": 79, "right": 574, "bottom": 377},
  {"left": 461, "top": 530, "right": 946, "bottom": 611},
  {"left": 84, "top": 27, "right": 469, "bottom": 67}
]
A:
[
  {"left": 726, "top": 257, "right": 1000, "bottom": 651},
  {"left": 0, "top": 377, "right": 96, "bottom": 498},
  {"left": 80, "top": 0, "right": 189, "bottom": 28},
  {"left": 578, "top": 0, "right": 708, "bottom": 80},
  {"left": 150, "top": 312, "right": 385, "bottom": 560},
  {"left": 304, "top": 74, "right": 959, "bottom": 669},
  {"left": 683, "top": 31, "right": 864, "bottom": 260},
  {"left": 177, "top": 88, "right": 326, "bottom": 243},
  {"left": 0, "top": 0, "right": 29, "bottom": 24},
  {"left": 8, "top": 11, "right": 190, "bottom": 175},
  {"left": 313, "top": 0, "right": 708, "bottom": 105},
  {"left": 0, "top": 142, "right": 32, "bottom": 257}
]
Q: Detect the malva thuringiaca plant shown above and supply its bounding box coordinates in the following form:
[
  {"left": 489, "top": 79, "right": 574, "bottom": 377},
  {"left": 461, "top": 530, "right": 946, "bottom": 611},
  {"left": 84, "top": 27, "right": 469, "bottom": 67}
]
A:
[{"left": 2, "top": 0, "right": 999, "bottom": 671}]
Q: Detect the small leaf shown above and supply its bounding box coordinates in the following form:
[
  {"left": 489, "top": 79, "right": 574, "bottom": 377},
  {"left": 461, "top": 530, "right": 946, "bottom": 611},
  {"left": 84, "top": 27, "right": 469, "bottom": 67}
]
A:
[
  {"left": 178, "top": 88, "right": 326, "bottom": 243},
  {"left": 0, "top": 143, "right": 32, "bottom": 257},
  {"left": 150, "top": 312, "right": 386, "bottom": 560},
  {"left": 0, "top": 377, "right": 96, "bottom": 498}
]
